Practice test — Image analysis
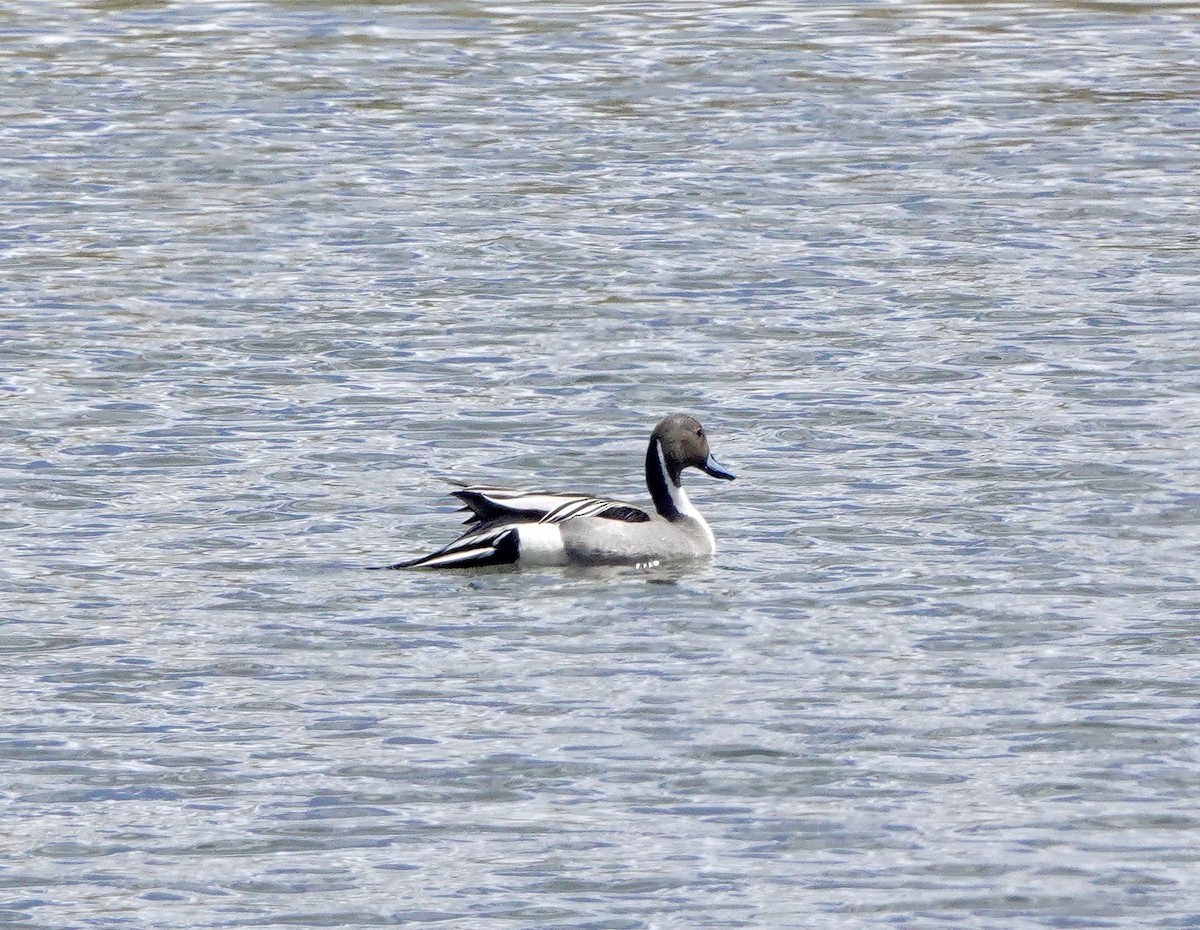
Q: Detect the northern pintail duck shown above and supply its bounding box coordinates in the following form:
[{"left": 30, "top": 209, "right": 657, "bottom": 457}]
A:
[{"left": 377, "top": 414, "right": 735, "bottom": 569}]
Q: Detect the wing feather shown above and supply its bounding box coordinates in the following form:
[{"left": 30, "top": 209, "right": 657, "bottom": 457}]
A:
[{"left": 452, "top": 485, "right": 650, "bottom": 526}]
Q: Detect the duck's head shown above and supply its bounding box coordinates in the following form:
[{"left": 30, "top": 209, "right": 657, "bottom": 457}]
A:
[{"left": 652, "top": 414, "right": 736, "bottom": 484}]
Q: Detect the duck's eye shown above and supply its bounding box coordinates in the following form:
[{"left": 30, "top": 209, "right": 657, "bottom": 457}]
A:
[{"left": 696, "top": 428, "right": 705, "bottom": 438}]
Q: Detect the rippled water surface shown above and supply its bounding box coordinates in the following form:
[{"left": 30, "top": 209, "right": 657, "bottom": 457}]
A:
[{"left": 4, "top": 1, "right": 1200, "bottom": 927}]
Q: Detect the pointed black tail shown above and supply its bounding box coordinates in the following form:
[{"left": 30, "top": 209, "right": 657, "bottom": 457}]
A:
[{"left": 368, "top": 526, "right": 521, "bottom": 570}]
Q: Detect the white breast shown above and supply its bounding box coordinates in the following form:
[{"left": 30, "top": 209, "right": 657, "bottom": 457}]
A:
[{"left": 669, "top": 485, "right": 716, "bottom": 554}]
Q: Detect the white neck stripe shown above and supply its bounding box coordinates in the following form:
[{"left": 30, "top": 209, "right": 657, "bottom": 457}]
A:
[
  {"left": 657, "top": 441, "right": 706, "bottom": 524},
  {"left": 655, "top": 440, "right": 674, "bottom": 490}
]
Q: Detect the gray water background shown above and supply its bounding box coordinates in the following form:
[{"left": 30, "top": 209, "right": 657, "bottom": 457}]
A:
[{"left": 3, "top": 1, "right": 1200, "bottom": 927}]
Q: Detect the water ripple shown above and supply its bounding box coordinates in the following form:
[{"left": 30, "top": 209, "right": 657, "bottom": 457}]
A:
[{"left": 3, "top": 0, "right": 1200, "bottom": 927}]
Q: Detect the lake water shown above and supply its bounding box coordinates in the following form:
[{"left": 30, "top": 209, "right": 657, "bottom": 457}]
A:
[{"left": 3, "top": 1, "right": 1200, "bottom": 927}]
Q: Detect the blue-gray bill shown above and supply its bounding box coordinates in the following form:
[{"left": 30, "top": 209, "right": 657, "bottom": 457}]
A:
[{"left": 701, "top": 454, "right": 735, "bottom": 481}]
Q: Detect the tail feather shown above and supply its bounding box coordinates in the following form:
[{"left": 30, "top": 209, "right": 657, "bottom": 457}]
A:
[{"left": 369, "top": 526, "right": 521, "bottom": 570}]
